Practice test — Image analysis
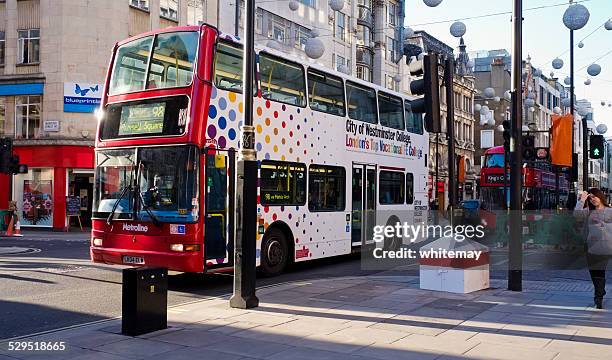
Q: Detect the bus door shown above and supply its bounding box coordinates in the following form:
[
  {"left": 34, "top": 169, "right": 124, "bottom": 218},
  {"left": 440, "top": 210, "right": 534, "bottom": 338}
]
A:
[
  {"left": 204, "top": 149, "right": 235, "bottom": 264},
  {"left": 351, "top": 164, "right": 377, "bottom": 246}
]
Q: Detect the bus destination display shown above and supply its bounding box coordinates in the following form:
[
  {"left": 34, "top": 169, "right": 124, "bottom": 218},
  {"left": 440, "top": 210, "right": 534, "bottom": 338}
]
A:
[{"left": 118, "top": 102, "right": 166, "bottom": 136}]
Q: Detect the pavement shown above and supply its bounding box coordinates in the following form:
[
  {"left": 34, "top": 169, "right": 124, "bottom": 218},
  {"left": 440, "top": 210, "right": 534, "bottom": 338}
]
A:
[{"left": 0, "top": 272, "right": 610, "bottom": 360}]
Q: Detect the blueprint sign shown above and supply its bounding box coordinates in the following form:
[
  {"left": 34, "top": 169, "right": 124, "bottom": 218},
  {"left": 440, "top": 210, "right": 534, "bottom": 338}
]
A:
[{"left": 63, "top": 82, "right": 102, "bottom": 113}]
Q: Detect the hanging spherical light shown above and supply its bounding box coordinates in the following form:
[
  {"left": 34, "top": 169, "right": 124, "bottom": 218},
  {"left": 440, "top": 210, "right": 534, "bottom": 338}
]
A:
[
  {"left": 337, "top": 64, "right": 350, "bottom": 75},
  {"left": 474, "top": 103, "right": 482, "bottom": 112},
  {"left": 596, "top": 124, "right": 608, "bottom": 134},
  {"left": 266, "top": 40, "right": 282, "bottom": 51},
  {"left": 564, "top": 77, "right": 571, "bottom": 85},
  {"left": 310, "top": 28, "right": 320, "bottom": 38},
  {"left": 493, "top": 96, "right": 501, "bottom": 103},
  {"left": 609, "top": 103, "right": 612, "bottom": 107},
  {"left": 553, "top": 106, "right": 562, "bottom": 114},
  {"left": 525, "top": 98, "right": 535, "bottom": 107},
  {"left": 288, "top": 0, "right": 299, "bottom": 11},
  {"left": 403, "top": 26, "right": 415, "bottom": 39},
  {"left": 561, "top": 98, "right": 571, "bottom": 107},
  {"left": 552, "top": 58, "right": 564, "bottom": 69},
  {"left": 563, "top": 4, "right": 590, "bottom": 30},
  {"left": 584, "top": 78, "right": 591, "bottom": 85},
  {"left": 577, "top": 107, "right": 589, "bottom": 117},
  {"left": 587, "top": 63, "right": 601, "bottom": 76},
  {"left": 423, "top": 0, "right": 443, "bottom": 7},
  {"left": 329, "top": 0, "right": 344, "bottom": 12},
  {"left": 392, "top": 74, "right": 401, "bottom": 83},
  {"left": 483, "top": 87, "right": 495, "bottom": 98},
  {"left": 533, "top": 68, "right": 542, "bottom": 77},
  {"left": 479, "top": 118, "right": 487, "bottom": 126},
  {"left": 305, "top": 37, "right": 325, "bottom": 59},
  {"left": 604, "top": 19, "right": 612, "bottom": 31},
  {"left": 480, "top": 105, "right": 490, "bottom": 115},
  {"left": 578, "top": 41, "right": 584, "bottom": 48},
  {"left": 529, "top": 106, "right": 536, "bottom": 112},
  {"left": 496, "top": 124, "right": 504, "bottom": 132},
  {"left": 602, "top": 101, "right": 607, "bottom": 106},
  {"left": 449, "top": 21, "right": 466, "bottom": 38},
  {"left": 504, "top": 90, "right": 511, "bottom": 101},
  {"left": 487, "top": 117, "right": 495, "bottom": 126}
]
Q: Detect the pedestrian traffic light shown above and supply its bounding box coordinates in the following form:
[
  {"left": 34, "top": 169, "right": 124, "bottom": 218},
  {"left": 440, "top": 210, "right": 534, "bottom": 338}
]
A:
[
  {"left": 522, "top": 135, "right": 536, "bottom": 161},
  {"left": 589, "top": 134, "right": 605, "bottom": 159},
  {"left": 409, "top": 53, "right": 441, "bottom": 133},
  {"left": 502, "top": 120, "right": 511, "bottom": 151}
]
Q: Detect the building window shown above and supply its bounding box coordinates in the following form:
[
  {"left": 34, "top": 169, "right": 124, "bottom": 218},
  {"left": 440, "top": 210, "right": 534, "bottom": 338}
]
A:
[
  {"left": 356, "top": 25, "right": 371, "bottom": 47},
  {"left": 0, "top": 31, "right": 5, "bottom": 66},
  {"left": 334, "top": 12, "right": 346, "bottom": 42},
  {"left": 387, "top": 2, "right": 398, "bottom": 26},
  {"left": 334, "top": 54, "right": 350, "bottom": 73},
  {"left": 294, "top": 25, "right": 310, "bottom": 50},
  {"left": 385, "top": 74, "right": 398, "bottom": 91},
  {"left": 356, "top": 65, "right": 371, "bottom": 82},
  {"left": 260, "top": 161, "right": 307, "bottom": 206},
  {"left": 15, "top": 95, "right": 42, "bottom": 139},
  {"left": 160, "top": 0, "right": 178, "bottom": 20},
  {"left": 308, "top": 165, "right": 346, "bottom": 211},
  {"left": 269, "top": 16, "right": 287, "bottom": 43},
  {"left": 187, "top": 0, "right": 203, "bottom": 25},
  {"left": 298, "top": 0, "right": 316, "bottom": 7},
  {"left": 379, "top": 171, "right": 405, "bottom": 204},
  {"left": 17, "top": 29, "right": 40, "bottom": 64},
  {"left": 129, "top": 0, "right": 149, "bottom": 11}
]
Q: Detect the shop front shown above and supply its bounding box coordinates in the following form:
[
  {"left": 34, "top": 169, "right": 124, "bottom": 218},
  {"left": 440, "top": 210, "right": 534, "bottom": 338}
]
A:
[{"left": 0, "top": 144, "right": 94, "bottom": 231}]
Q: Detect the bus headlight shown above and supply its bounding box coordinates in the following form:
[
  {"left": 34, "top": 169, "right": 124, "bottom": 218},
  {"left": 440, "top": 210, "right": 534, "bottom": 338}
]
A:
[
  {"left": 170, "top": 244, "right": 200, "bottom": 252},
  {"left": 92, "top": 238, "right": 103, "bottom": 247}
]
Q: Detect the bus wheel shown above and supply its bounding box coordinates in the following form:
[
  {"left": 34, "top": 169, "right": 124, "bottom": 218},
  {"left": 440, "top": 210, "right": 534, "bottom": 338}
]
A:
[{"left": 261, "top": 227, "right": 288, "bottom": 276}]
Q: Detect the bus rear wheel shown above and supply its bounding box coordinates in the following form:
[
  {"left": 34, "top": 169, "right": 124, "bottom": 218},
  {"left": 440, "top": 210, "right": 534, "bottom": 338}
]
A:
[{"left": 260, "top": 227, "right": 289, "bottom": 276}]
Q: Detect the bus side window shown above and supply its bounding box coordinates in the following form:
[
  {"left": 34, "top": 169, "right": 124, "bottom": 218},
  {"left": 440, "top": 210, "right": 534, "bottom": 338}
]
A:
[
  {"left": 307, "top": 69, "right": 346, "bottom": 117},
  {"left": 405, "top": 100, "right": 423, "bottom": 135},
  {"left": 406, "top": 173, "right": 414, "bottom": 205},
  {"left": 378, "top": 92, "right": 404, "bottom": 130},
  {"left": 308, "top": 165, "right": 346, "bottom": 212},
  {"left": 214, "top": 42, "right": 244, "bottom": 93},
  {"left": 346, "top": 81, "right": 378, "bottom": 124},
  {"left": 379, "top": 171, "right": 405, "bottom": 205},
  {"left": 259, "top": 53, "right": 306, "bottom": 107}
]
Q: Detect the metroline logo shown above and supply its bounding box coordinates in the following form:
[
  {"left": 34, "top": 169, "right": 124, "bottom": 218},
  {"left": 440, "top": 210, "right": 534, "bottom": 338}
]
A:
[{"left": 122, "top": 223, "right": 149, "bottom": 232}]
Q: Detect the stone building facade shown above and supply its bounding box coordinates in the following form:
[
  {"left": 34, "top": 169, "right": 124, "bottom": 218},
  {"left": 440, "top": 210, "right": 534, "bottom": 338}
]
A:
[{"left": 0, "top": 0, "right": 201, "bottom": 230}]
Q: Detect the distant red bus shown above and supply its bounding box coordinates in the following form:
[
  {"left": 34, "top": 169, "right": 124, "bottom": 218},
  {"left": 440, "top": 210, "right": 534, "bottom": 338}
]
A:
[{"left": 479, "top": 146, "right": 568, "bottom": 210}]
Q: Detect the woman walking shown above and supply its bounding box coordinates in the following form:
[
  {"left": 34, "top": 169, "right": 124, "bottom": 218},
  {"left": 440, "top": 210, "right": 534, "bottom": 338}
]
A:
[{"left": 574, "top": 188, "right": 612, "bottom": 309}]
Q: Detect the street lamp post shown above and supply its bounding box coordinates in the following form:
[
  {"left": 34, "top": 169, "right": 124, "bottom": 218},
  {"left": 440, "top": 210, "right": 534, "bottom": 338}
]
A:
[
  {"left": 508, "top": 0, "right": 523, "bottom": 292},
  {"left": 230, "top": 0, "right": 259, "bottom": 309}
]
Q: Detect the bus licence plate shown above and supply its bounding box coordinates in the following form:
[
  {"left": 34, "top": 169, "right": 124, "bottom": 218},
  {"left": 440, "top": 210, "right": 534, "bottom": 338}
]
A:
[{"left": 123, "top": 256, "right": 145, "bottom": 265}]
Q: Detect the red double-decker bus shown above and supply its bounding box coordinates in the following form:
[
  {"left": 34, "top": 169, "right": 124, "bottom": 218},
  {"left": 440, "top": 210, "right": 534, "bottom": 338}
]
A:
[
  {"left": 479, "top": 146, "right": 569, "bottom": 210},
  {"left": 90, "top": 25, "right": 430, "bottom": 274}
]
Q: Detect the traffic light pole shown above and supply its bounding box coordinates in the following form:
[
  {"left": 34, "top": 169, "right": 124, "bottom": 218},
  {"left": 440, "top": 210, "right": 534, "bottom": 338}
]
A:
[
  {"left": 230, "top": 0, "right": 259, "bottom": 309},
  {"left": 445, "top": 57, "right": 456, "bottom": 218},
  {"left": 508, "top": 0, "right": 523, "bottom": 292}
]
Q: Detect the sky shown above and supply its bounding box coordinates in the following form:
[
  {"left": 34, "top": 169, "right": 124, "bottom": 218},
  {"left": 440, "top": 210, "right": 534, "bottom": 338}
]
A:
[{"left": 404, "top": 0, "right": 612, "bottom": 132}]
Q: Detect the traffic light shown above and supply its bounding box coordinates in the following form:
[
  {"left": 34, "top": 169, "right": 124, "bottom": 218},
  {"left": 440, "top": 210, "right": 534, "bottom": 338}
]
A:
[
  {"left": 522, "top": 135, "right": 536, "bottom": 161},
  {"left": 409, "top": 53, "right": 441, "bottom": 133},
  {"left": 589, "top": 134, "right": 605, "bottom": 159},
  {"left": 502, "top": 120, "right": 511, "bottom": 152},
  {"left": 0, "top": 138, "right": 12, "bottom": 173},
  {"left": 0, "top": 138, "right": 27, "bottom": 174}
]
